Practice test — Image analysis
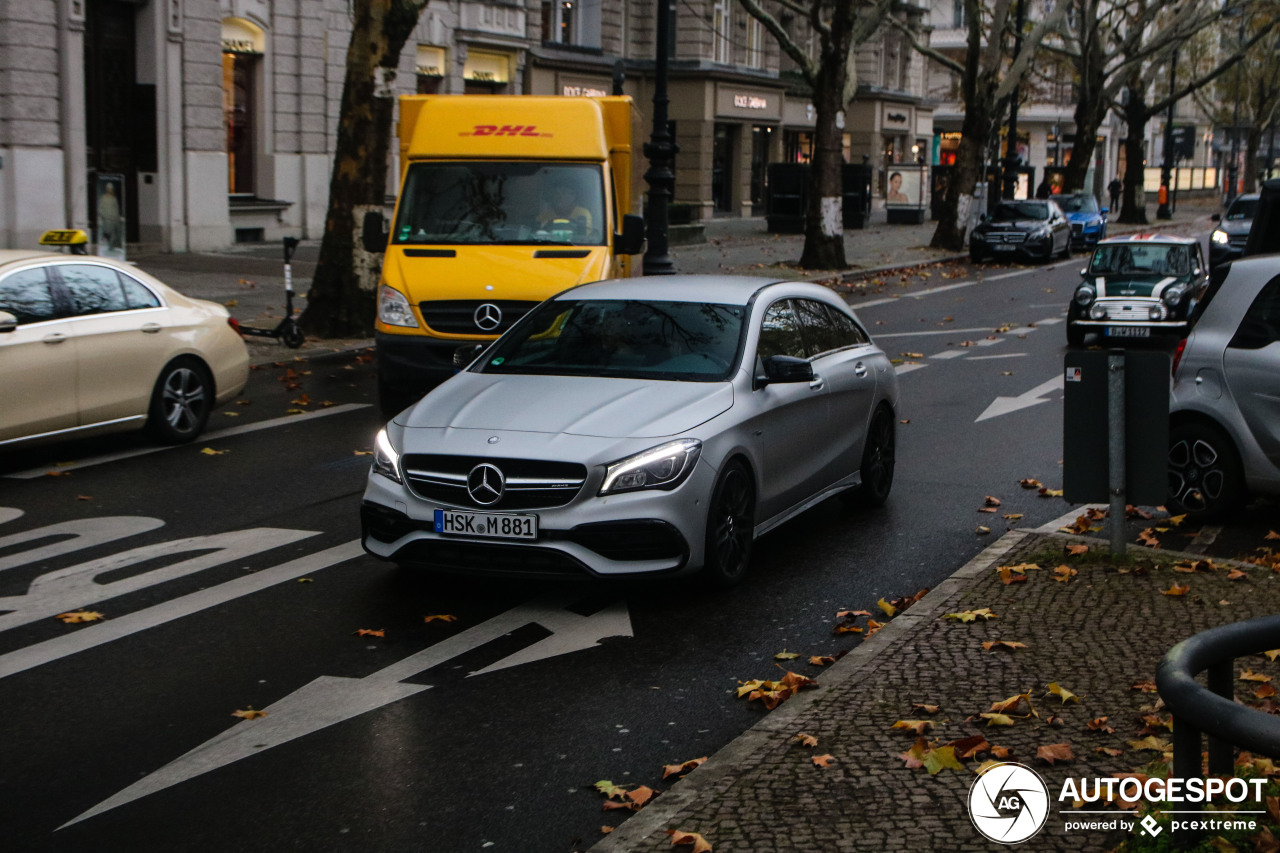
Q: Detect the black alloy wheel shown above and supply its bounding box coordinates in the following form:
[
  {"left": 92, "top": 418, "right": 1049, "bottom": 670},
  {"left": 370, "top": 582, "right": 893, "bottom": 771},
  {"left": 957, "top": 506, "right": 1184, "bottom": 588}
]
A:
[
  {"left": 845, "top": 406, "right": 896, "bottom": 508},
  {"left": 1167, "top": 422, "right": 1245, "bottom": 520},
  {"left": 146, "top": 358, "right": 213, "bottom": 444},
  {"left": 703, "top": 459, "right": 755, "bottom": 588}
]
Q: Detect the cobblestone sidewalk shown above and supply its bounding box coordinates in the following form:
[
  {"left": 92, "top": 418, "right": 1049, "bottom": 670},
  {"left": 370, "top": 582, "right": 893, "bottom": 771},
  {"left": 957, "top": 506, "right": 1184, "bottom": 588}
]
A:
[{"left": 590, "top": 521, "right": 1280, "bottom": 852}]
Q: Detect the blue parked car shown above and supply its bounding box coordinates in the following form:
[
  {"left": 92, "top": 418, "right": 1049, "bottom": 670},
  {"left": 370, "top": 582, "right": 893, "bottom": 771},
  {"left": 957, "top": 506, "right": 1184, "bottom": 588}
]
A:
[{"left": 1058, "top": 192, "right": 1108, "bottom": 250}]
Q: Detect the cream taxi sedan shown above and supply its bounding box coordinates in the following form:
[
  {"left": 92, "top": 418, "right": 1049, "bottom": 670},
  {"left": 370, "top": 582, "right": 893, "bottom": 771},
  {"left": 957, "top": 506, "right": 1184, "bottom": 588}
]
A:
[{"left": 0, "top": 248, "right": 249, "bottom": 448}]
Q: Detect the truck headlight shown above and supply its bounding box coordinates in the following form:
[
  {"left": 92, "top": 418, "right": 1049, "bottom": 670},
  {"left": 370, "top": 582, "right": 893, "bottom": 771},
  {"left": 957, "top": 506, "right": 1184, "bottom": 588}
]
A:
[
  {"left": 1074, "top": 284, "right": 1096, "bottom": 306},
  {"left": 372, "top": 427, "right": 402, "bottom": 483},
  {"left": 1211, "top": 229, "right": 1229, "bottom": 245},
  {"left": 600, "top": 439, "right": 701, "bottom": 495},
  {"left": 378, "top": 285, "right": 419, "bottom": 328}
]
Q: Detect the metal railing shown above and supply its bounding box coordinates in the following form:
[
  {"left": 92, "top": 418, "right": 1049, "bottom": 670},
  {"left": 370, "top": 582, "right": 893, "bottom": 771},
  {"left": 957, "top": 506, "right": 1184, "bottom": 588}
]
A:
[{"left": 1156, "top": 614, "right": 1280, "bottom": 784}]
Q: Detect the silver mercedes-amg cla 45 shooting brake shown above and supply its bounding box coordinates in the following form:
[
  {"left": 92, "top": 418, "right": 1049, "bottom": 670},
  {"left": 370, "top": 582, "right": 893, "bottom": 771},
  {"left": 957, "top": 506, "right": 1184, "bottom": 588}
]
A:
[{"left": 361, "top": 275, "right": 900, "bottom": 587}]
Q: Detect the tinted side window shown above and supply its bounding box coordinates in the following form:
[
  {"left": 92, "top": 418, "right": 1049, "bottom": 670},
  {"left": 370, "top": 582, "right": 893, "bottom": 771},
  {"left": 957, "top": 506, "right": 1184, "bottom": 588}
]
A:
[
  {"left": 794, "top": 299, "right": 843, "bottom": 356},
  {"left": 0, "top": 267, "right": 58, "bottom": 324},
  {"left": 58, "top": 264, "right": 130, "bottom": 315},
  {"left": 758, "top": 300, "right": 806, "bottom": 359},
  {"left": 1231, "top": 276, "right": 1280, "bottom": 348},
  {"left": 119, "top": 273, "right": 161, "bottom": 309},
  {"left": 825, "top": 305, "right": 870, "bottom": 346}
]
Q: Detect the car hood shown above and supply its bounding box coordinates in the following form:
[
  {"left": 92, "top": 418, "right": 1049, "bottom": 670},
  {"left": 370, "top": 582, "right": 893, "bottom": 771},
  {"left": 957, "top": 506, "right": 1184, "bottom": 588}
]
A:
[
  {"left": 1091, "top": 274, "right": 1182, "bottom": 298},
  {"left": 1065, "top": 212, "right": 1102, "bottom": 224},
  {"left": 397, "top": 373, "right": 734, "bottom": 438},
  {"left": 978, "top": 219, "right": 1048, "bottom": 231},
  {"left": 1218, "top": 219, "right": 1253, "bottom": 236}
]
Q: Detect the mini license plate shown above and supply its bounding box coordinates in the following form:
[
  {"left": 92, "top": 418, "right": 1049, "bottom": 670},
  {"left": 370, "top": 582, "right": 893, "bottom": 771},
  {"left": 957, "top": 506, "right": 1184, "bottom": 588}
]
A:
[
  {"left": 434, "top": 509, "right": 538, "bottom": 540},
  {"left": 993, "top": 244, "right": 1016, "bottom": 252},
  {"left": 1105, "top": 326, "right": 1150, "bottom": 338}
]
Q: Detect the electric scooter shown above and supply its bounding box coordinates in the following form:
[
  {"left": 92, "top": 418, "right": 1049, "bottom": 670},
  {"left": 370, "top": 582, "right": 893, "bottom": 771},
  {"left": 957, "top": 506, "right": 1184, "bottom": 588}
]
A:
[{"left": 233, "top": 236, "right": 305, "bottom": 349}]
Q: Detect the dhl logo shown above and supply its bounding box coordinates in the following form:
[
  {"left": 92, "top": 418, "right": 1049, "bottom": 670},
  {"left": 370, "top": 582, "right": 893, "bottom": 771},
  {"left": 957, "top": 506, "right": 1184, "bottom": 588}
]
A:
[{"left": 461, "top": 125, "right": 552, "bottom": 137}]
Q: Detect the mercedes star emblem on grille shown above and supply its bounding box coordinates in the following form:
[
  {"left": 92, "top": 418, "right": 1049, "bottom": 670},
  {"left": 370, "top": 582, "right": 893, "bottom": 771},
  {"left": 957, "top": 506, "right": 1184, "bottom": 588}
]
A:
[
  {"left": 466, "top": 463, "right": 505, "bottom": 505},
  {"left": 473, "top": 303, "right": 503, "bottom": 331}
]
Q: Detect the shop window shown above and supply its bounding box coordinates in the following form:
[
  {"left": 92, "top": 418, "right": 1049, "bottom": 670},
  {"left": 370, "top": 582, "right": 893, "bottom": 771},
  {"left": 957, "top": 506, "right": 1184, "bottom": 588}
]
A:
[
  {"left": 221, "top": 17, "right": 264, "bottom": 196},
  {"left": 416, "top": 45, "right": 446, "bottom": 94},
  {"left": 464, "top": 50, "right": 511, "bottom": 94},
  {"left": 745, "top": 17, "right": 763, "bottom": 68},
  {"left": 541, "top": 0, "right": 601, "bottom": 47},
  {"left": 953, "top": 0, "right": 966, "bottom": 28}
]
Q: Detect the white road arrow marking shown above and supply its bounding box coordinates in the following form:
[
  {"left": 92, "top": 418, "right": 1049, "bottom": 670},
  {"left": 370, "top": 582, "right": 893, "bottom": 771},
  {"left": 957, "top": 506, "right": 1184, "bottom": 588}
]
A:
[
  {"left": 62, "top": 591, "right": 632, "bottom": 828},
  {"left": 975, "top": 374, "right": 1065, "bottom": 422}
]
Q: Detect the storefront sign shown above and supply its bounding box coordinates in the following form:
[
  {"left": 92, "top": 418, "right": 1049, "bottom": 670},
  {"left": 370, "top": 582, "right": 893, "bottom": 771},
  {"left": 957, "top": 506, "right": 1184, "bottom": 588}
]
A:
[
  {"left": 464, "top": 50, "right": 510, "bottom": 83},
  {"left": 562, "top": 81, "right": 609, "bottom": 97},
  {"left": 884, "top": 108, "right": 910, "bottom": 128},
  {"left": 221, "top": 17, "right": 264, "bottom": 54},
  {"left": 416, "top": 45, "right": 446, "bottom": 78},
  {"left": 716, "top": 85, "right": 782, "bottom": 120},
  {"left": 734, "top": 95, "right": 769, "bottom": 110}
]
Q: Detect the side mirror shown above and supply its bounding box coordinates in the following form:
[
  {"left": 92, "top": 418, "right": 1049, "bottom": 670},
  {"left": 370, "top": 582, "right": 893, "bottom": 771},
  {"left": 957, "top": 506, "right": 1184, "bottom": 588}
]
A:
[
  {"left": 614, "top": 214, "right": 645, "bottom": 256},
  {"left": 1079, "top": 268, "right": 1089, "bottom": 277},
  {"left": 0, "top": 310, "right": 16, "bottom": 333},
  {"left": 453, "top": 343, "right": 486, "bottom": 369},
  {"left": 1211, "top": 213, "right": 1222, "bottom": 222},
  {"left": 756, "top": 355, "right": 813, "bottom": 387},
  {"left": 362, "top": 211, "right": 387, "bottom": 254},
  {"left": 979, "top": 213, "right": 988, "bottom": 223}
]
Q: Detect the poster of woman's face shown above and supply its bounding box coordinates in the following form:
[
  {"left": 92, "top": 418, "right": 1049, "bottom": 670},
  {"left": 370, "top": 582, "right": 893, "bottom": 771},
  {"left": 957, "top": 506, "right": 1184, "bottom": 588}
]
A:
[{"left": 886, "top": 168, "right": 922, "bottom": 207}]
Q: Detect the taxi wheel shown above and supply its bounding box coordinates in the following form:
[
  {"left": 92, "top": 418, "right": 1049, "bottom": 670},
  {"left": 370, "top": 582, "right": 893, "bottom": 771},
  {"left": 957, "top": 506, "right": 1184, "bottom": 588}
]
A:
[
  {"left": 1167, "top": 422, "right": 1245, "bottom": 521},
  {"left": 703, "top": 459, "right": 755, "bottom": 588},
  {"left": 146, "top": 358, "right": 213, "bottom": 444}
]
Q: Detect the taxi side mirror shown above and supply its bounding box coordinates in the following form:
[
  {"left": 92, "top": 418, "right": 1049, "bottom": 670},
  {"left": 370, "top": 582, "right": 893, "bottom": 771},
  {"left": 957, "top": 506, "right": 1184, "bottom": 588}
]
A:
[{"left": 0, "top": 310, "right": 16, "bottom": 333}]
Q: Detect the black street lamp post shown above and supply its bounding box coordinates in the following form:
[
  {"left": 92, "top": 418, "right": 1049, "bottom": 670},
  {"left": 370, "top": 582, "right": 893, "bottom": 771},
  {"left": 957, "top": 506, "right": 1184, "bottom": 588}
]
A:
[
  {"left": 1227, "top": 11, "right": 1246, "bottom": 205},
  {"left": 1157, "top": 50, "right": 1177, "bottom": 220},
  {"left": 1002, "top": 0, "right": 1026, "bottom": 199},
  {"left": 642, "top": 0, "right": 678, "bottom": 276}
]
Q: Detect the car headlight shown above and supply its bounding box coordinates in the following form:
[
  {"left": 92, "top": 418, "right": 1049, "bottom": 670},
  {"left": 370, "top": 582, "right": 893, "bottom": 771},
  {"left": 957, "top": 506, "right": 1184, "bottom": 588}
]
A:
[
  {"left": 1211, "top": 229, "right": 1229, "bottom": 245},
  {"left": 1074, "top": 284, "right": 1096, "bottom": 306},
  {"left": 1148, "top": 304, "right": 1168, "bottom": 320},
  {"left": 378, "top": 284, "right": 419, "bottom": 328},
  {"left": 599, "top": 439, "right": 702, "bottom": 496},
  {"left": 372, "top": 427, "right": 402, "bottom": 483},
  {"left": 1162, "top": 283, "right": 1188, "bottom": 306},
  {"left": 1089, "top": 303, "right": 1108, "bottom": 320}
]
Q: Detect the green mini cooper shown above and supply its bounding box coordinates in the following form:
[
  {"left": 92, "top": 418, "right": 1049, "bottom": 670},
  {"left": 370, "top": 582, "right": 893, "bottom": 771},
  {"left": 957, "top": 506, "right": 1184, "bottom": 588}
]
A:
[{"left": 1067, "top": 234, "right": 1209, "bottom": 346}]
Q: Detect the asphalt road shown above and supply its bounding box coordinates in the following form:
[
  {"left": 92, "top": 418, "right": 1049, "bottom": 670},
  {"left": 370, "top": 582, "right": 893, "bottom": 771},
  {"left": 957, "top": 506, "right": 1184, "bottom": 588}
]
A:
[{"left": 3, "top": 241, "right": 1260, "bottom": 853}]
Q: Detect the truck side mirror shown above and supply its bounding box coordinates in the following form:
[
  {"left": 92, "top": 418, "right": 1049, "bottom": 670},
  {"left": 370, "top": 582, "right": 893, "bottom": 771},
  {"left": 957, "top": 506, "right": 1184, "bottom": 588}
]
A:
[
  {"left": 362, "top": 211, "right": 387, "bottom": 254},
  {"left": 615, "top": 214, "right": 645, "bottom": 255}
]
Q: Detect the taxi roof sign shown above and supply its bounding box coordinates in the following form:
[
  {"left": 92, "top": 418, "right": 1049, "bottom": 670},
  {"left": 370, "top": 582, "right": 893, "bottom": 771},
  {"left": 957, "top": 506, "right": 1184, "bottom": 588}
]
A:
[{"left": 39, "top": 229, "right": 89, "bottom": 246}]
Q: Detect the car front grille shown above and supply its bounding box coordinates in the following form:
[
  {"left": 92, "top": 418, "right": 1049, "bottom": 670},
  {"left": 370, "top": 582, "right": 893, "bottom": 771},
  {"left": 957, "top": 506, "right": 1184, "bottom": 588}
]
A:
[
  {"left": 988, "top": 232, "right": 1027, "bottom": 244},
  {"left": 1071, "top": 223, "right": 1084, "bottom": 237},
  {"left": 1229, "top": 234, "right": 1249, "bottom": 249},
  {"left": 1096, "top": 299, "right": 1156, "bottom": 321},
  {"left": 401, "top": 454, "right": 588, "bottom": 510},
  {"left": 418, "top": 300, "right": 539, "bottom": 335}
]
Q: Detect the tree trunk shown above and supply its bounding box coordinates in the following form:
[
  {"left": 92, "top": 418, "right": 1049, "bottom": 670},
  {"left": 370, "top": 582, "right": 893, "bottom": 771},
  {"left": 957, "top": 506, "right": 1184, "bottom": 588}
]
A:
[
  {"left": 1244, "top": 124, "right": 1264, "bottom": 193},
  {"left": 932, "top": 75, "right": 997, "bottom": 251},
  {"left": 798, "top": 10, "right": 856, "bottom": 271},
  {"left": 1061, "top": 72, "right": 1106, "bottom": 194},
  {"left": 1119, "top": 87, "right": 1150, "bottom": 225},
  {"left": 300, "top": 0, "right": 429, "bottom": 338}
]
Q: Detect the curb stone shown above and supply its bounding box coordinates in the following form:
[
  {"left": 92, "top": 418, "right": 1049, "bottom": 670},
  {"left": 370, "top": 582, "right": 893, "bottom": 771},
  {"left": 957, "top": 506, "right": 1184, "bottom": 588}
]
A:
[{"left": 586, "top": 529, "right": 1035, "bottom": 853}]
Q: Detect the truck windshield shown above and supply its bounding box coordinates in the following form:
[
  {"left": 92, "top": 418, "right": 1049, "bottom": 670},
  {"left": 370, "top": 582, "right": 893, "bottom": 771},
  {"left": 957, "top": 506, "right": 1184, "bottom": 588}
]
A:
[
  {"left": 478, "top": 299, "right": 745, "bottom": 382},
  {"left": 393, "top": 162, "right": 607, "bottom": 246}
]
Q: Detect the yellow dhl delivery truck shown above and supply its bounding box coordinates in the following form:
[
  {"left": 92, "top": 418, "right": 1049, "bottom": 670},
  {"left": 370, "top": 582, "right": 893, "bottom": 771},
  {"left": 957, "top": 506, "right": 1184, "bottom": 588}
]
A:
[{"left": 366, "top": 95, "right": 646, "bottom": 413}]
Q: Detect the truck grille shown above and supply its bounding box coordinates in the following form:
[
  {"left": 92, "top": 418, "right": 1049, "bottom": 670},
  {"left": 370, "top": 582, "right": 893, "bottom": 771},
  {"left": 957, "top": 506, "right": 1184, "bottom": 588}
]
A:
[
  {"left": 418, "top": 300, "right": 539, "bottom": 335},
  {"left": 401, "top": 454, "right": 588, "bottom": 510}
]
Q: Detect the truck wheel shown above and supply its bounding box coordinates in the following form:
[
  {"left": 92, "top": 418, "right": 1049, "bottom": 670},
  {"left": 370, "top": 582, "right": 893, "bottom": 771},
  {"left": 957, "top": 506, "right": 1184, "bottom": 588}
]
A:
[{"left": 1167, "top": 422, "right": 1245, "bottom": 521}]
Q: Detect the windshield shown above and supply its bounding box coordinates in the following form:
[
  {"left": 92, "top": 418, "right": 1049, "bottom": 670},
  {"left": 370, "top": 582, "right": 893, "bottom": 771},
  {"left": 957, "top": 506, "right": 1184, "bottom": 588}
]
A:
[
  {"left": 478, "top": 299, "right": 746, "bottom": 381},
  {"left": 393, "top": 162, "right": 606, "bottom": 246},
  {"left": 1059, "top": 194, "right": 1099, "bottom": 214},
  {"left": 1226, "top": 197, "right": 1258, "bottom": 221},
  {"left": 1089, "top": 243, "right": 1191, "bottom": 276},
  {"left": 991, "top": 202, "right": 1049, "bottom": 222}
]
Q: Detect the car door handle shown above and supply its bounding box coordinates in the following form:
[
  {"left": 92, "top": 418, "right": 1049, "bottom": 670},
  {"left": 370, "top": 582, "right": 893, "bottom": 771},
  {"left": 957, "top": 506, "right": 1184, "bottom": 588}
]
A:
[
  {"left": 809, "top": 374, "right": 825, "bottom": 391},
  {"left": 140, "top": 323, "right": 163, "bottom": 334},
  {"left": 42, "top": 332, "right": 68, "bottom": 345},
  {"left": 854, "top": 362, "right": 868, "bottom": 377}
]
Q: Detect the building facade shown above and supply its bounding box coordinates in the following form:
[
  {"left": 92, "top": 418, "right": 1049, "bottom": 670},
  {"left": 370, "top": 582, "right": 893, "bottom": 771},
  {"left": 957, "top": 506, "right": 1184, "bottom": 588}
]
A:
[{"left": 0, "top": 0, "right": 933, "bottom": 252}]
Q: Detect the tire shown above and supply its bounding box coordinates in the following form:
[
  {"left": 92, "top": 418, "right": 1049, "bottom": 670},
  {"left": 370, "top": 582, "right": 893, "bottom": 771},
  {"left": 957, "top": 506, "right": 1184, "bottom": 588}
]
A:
[
  {"left": 1167, "top": 422, "right": 1245, "bottom": 521},
  {"left": 280, "top": 319, "right": 306, "bottom": 349},
  {"left": 970, "top": 249, "right": 985, "bottom": 264},
  {"left": 702, "top": 459, "right": 755, "bottom": 588},
  {"left": 844, "top": 405, "right": 896, "bottom": 508},
  {"left": 146, "top": 358, "right": 213, "bottom": 444}
]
